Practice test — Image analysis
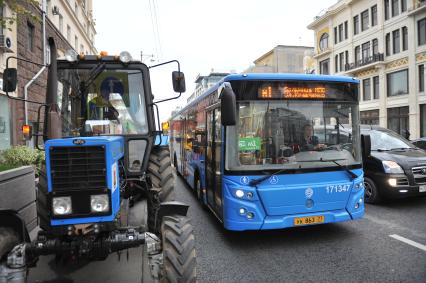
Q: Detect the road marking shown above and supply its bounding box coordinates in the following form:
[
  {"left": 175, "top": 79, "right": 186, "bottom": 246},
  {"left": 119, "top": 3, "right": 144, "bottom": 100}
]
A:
[{"left": 389, "top": 234, "right": 426, "bottom": 252}]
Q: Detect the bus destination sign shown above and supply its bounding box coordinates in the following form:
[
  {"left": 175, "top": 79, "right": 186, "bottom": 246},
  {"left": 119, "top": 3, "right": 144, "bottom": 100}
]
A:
[{"left": 258, "top": 84, "right": 327, "bottom": 99}]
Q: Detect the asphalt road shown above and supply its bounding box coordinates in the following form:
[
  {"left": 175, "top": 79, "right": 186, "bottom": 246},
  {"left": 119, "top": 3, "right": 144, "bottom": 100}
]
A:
[{"left": 28, "top": 175, "right": 426, "bottom": 283}]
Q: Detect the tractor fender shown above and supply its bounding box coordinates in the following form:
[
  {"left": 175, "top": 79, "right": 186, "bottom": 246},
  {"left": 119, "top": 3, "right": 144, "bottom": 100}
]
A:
[
  {"left": 0, "top": 210, "right": 30, "bottom": 243},
  {"left": 158, "top": 201, "right": 189, "bottom": 219}
]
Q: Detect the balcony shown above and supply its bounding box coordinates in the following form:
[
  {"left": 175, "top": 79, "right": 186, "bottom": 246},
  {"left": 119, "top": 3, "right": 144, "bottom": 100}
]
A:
[
  {"left": 344, "top": 53, "right": 384, "bottom": 74},
  {"left": 408, "top": 0, "right": 426, "bottom": 16}
]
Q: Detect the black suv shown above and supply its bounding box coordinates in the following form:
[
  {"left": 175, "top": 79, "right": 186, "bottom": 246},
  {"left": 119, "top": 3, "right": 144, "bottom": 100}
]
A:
[{"left": 360, "top": 126, "right": 426, "bottom": 203}]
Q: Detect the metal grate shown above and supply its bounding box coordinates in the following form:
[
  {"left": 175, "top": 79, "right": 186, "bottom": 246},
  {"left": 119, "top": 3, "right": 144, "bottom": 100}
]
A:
[
  {"left": 411, "top": 166, "right": 426, "bottom": 185},
  {"left": 396, "top": 177, "right": 409, "bottom": 186},
  {"left": 50, "top": 146, "right": 106, "bottom": 191}
]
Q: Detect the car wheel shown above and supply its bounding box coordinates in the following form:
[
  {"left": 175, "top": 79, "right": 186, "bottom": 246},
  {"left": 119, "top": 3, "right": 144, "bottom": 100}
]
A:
[{"left": 364, "top": 177, "right": 381, "bottom": 204}]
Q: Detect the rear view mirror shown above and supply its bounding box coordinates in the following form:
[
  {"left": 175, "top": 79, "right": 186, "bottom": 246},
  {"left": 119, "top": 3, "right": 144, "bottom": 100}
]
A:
[
  {"left": 172, "top": 71, "right": 186, "bottom": 93},
  {"left": 361, "top": 134, "right": 371, "bottom": 161},
  {"left": 3, "top": 68, "right": 17, "bottom": 92},
  {"left": 220, "top": 87, "right": 236, "bottom": 126}
]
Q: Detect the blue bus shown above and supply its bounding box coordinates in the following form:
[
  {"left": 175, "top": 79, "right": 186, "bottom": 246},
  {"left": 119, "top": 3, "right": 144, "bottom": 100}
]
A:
[{"left": 169, "top": 73, "right": 366, "bottom": 231}]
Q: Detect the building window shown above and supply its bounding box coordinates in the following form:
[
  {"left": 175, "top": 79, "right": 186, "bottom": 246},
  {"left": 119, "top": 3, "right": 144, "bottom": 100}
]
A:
[
  {"left": 344, "top": 21, "right": 348, "bottom": 39},
  {"left": 372, "top": 38, "right": 379, "bottom": 55},
  {"left": 319, "top": 33, "right": 329, "bottom": 51},
  {"left": 0, "top": 96, "right": 11, "bottom": 150},
  {"left": 362, "top": 42, "right": 370, "bottom": 60},
  {"left": 387, "top": 69, "right": 408, "bottom": 96},
  {"left": 419, "top": 64, "right": 424, "bottom": 92},
  {"left": 373, "top": 76, "right": 380, "bottom": 99},
  {"left": 339, "top": 24, "right": 344, "bottom": 42},
  {"left": 354, "top": 15, "right": 359, "bottom": 35},
  {"left": 27, "top": 22, "right": 34, "bottom": 52},
  {"left": 355, "top": 46, "right": 360, "bottom": 62},
  {"left": 387, "top": 106, "right": 409, "bottom": 136},
  {"left": 361, "top": 10, "right": 369, "bottom": 31},
  {"left": 67, "top": 25, "right": 71, "bottom": 42},
  {"left": 386, "top": 33, "right": 391, "bottom": 56},
  {"left": 392, "top": 0, "right": 399, "bottom": 17},
  {"left": 361, "top": 110, "right": 379, "bottom": 125},
  {"left": 385, "top": 0, "right": 390, "bottom": 20},
  {"left": 371, "top": 5, "right": 378, "bottom": 26},
  {"left": 75, "top": 35, "right": 78, "bottom": 51},
  {"left": 420, "top": 104, "right": 426, "bottom": 136},
  {"left": 418, "top": 18, "right": 426, "bottom": 46},
  {"left": 402, "top": 26, "right": 408, "bottom": 51},
  {"left": 334, "top": 27, "right": 338, "bottom": 44},
  {"left": 345, "top": 50, "right": 349, "bottom": 66},
  {"left": 339, "top": 52, "right": 344, "bottom": 71},
  {"left": 401, "top": 0, "right": 407, "bottom": 12},
  {"left": 335, "top": 55, "right": 339, "bottom": 72},
  {"left": 363, "top": 78, "right": 371, "bottom": 100},
  {"left": 393, "top": 29, "right": 400, "bottom": 54},
  {"left": 59, "top": 14, "right": 63, "bottom": 34},
  {"left": 320, "top": 59, "right": 330, "bottom": 75}
]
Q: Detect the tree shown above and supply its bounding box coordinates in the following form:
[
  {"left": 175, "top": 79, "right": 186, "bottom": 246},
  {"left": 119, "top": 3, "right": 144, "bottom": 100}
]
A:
[{"left": 0, "top": 0, "right": 39, "bottom": 31}]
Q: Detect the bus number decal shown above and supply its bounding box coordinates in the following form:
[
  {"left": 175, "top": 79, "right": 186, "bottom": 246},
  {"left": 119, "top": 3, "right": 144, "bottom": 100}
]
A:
[{"left": 326, "top": 184, "right": 350, "bottom": 194}]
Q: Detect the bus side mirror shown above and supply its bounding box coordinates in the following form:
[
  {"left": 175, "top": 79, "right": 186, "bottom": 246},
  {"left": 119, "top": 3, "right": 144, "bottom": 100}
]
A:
[
  {"left": 172, "top": 71, "right": 186, "bottom": 93},
  {"left": 220, "top": 87, "right": 236, "bottom": 126},
  {"left": 361, "top": 134, "right": 371, "bottom": 160},
  {"left": 3, "top": 68, "right": 17, "bottom": 92}
]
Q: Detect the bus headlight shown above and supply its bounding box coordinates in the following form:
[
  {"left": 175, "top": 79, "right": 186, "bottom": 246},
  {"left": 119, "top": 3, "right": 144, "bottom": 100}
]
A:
[
  {"left": 90, "top": 194, "right": 110, "bottom": 213},
  {"left": 235, "top": 189, "right": 244, "bottom": 198},
  {"left": 52, "top": 197, "right": 72, "bottom": 215}
]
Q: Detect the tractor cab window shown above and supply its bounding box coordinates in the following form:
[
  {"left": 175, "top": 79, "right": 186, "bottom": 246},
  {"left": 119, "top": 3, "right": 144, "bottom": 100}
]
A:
[{"left": 57, "top": 68, "right": 148, "bottom": 136}]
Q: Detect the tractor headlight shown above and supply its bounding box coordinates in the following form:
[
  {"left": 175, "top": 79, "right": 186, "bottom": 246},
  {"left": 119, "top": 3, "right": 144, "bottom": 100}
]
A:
[
  {"left": 52, "top": 197, "right": 72, "bottom": 215},
  {"left": 90, "top": 194, "right": 109, "bottom": 213},
  {"left": 119, "top": 51, "right": 132, "bottom": 63}
]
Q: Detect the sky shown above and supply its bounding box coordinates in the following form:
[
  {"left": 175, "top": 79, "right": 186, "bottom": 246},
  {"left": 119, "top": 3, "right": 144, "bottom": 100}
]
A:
[{"left": 93, "top": 0, "right": 337, "bottom": 123}]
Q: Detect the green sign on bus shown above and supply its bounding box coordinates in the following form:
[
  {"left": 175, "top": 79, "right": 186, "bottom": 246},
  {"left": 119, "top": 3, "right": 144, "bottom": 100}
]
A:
[{"left": 239, "top": 137, "right": 261, "bottom": 151}]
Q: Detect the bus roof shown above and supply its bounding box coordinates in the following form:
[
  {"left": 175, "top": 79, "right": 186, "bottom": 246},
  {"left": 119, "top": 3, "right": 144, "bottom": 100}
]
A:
[{"left": 172, "top": 73, "right": 359, "bottom": 119}]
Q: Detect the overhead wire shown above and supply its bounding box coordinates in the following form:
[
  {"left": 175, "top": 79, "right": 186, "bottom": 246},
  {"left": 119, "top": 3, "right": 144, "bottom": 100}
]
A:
[{"left": 148, "top": 0, "right": 163, "bottom": 61}]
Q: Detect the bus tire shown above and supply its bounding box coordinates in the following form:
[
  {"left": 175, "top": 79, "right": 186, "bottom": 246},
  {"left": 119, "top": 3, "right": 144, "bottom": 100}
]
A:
[
  {"left": 161, "top": 215, "right": 196, "bottom": 283},
  {"left": 148, "top": 147, "right": 175, "bottom": 202},
  {"left": 194, "top": 174, "right": 203, "bottom": 205},
  {"left": 0, "top": 227, "right": 19, "bottom": 260},
  {"left": 364, "top": 177, "right": 381, "bottom": 204}
]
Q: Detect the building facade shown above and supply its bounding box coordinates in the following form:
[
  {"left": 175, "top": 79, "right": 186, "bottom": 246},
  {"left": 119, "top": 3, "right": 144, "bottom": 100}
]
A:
[
  {"left": 308, "top": 0, "right": 426, "bottom": 139},
  {"left": 0, "top": 0, "right": 96, "bottom": 149},
  {"left": 245, "top": 45, "right": 314, "bottom": 74},
  {"left": 187, "top": 71, "right": 231, "bottom": 103}
]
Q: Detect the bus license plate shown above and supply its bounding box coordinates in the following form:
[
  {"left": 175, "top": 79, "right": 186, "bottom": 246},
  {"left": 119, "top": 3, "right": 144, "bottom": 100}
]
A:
[
  {"left": 420, "top": 185, "right": 426, "bottom": 192},
  {"left": 294, "top": 215, "right": 325, "bottom": 226}
]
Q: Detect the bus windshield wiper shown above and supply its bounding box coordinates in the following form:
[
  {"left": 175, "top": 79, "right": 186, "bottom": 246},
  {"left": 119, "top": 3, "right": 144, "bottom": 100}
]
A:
[
  {"left": 249, "top": 168, "right": 288, "bottom": 187},
  {"left": 297, "top": 158, "right": 358, "bottom": 180}
]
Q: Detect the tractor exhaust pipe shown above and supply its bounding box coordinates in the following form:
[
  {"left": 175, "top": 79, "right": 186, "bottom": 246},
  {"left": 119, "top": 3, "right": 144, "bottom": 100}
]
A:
[{"left": 43, "top": 37, "right": 61, "bottom": 141}]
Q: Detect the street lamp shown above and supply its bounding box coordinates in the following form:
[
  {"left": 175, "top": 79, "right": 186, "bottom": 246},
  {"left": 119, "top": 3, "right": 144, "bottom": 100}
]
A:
[{"left": 140, "top": 51, "right": 155, "bottom": 63}]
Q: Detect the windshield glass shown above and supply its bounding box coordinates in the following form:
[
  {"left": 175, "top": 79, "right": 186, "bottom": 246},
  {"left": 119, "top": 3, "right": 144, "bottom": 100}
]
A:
[
  {"left": 367, "top": 129, "right": 414, "bottom": 150},
  {"left": 226, "top": 100, "right": 361, "bottom": 171},
  {"left": 57, "top": 67, "right": 148, "bottom": 136}
]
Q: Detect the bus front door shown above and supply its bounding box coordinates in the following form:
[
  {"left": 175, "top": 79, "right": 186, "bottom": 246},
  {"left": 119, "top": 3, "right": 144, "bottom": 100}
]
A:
[{"left": 206, "top": 108, "right": 223, "bottom": 218}]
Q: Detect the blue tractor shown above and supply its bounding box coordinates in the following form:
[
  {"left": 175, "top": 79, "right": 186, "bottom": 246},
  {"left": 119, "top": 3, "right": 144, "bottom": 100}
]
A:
[{"left": 0, "top": 38, "right": 196, "bottom": 282}]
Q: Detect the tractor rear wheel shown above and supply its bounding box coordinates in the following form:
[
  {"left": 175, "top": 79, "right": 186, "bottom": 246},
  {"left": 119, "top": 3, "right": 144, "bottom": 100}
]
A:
[
  {"left": 160, "top": 215, "right": 196, "bottom": 283},
  {"left": 0, "top": 227, "right": 19, "bottom": 260}
]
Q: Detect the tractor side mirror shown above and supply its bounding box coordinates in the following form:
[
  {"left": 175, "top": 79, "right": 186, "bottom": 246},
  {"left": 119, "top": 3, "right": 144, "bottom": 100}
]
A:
[
  {"left": 172, "top": 71, "right": 186, "bottom": 93},
  {"left": 361, "top": 134, "right": 371, "bottom": 161},
  {"left": 3, "top": 68, "right": 17, "bottom": 92},
  {"left": 220, "top": 87, "right": 236, "bottom": 126}
]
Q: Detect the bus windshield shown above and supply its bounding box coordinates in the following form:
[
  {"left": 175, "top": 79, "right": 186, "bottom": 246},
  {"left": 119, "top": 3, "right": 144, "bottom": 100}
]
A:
[
  {"left": 226, "top": 85, "right": 361, "bottom": 171},
  {"left": 57, "top": 67, "right": 148, "bottom": 137}
]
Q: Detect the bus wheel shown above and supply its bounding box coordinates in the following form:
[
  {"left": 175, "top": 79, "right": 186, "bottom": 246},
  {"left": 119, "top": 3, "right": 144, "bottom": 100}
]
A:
[
  {"left": 194, "top": 175, "right": 202, "bottom": 203},
  {"left": 160, "top": 215, "right": 196, "bottom": 282},
  {"left": 0, "top": 227, "right": 19, "bottom": 260},
  {"left": 364, "top": 177, "right": 381, "bottom": 204}
]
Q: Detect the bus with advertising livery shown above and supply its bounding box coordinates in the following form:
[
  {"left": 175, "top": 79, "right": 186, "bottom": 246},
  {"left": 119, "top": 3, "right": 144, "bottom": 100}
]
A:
[{"left": 169, "top": 73, "right": 368, "bottom": 231}]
